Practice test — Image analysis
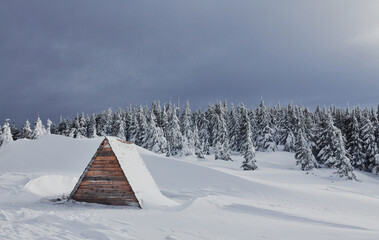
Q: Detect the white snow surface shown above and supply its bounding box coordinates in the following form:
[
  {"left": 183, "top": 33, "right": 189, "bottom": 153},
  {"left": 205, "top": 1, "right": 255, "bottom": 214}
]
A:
[
  {"left": 106, "top": 137, "right": 178, "bottom": 208},
  {"left": 0, "top": 134, "right": 378, "bottom": 239}
]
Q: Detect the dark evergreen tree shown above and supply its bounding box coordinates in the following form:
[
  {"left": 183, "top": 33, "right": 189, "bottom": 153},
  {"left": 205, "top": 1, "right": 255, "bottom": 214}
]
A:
[
  {"left": 256, "top": 100, "right": 277, "bottom": 152},
  {"left": 10, "top": 122, "right": 20, "bottom": 140},
  {"left": 346, "top": 113, "right": 365, "bottom": 170},
  {"left": 295, "top": 129, "right": 316, "bottom": 171},
  {"left": 87, "top": 114, "right": 97, "bottom": 138},
  {"left": 239, "top": 105, "right": 258, "bottom": 170},
  {"left": 360, "top": 114, "right": 377, "bottom": 171}
]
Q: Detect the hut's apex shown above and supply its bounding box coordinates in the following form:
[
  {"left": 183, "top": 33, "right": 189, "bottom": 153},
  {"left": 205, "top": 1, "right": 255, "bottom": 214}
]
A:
[{"left": 69, "top": 137, "right": 177, "bottom": 208}]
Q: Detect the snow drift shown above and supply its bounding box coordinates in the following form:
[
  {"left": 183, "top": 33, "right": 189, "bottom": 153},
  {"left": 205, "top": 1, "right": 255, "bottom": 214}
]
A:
[{"left": 0, "top": 135, "right": 379, "bottom": 240}]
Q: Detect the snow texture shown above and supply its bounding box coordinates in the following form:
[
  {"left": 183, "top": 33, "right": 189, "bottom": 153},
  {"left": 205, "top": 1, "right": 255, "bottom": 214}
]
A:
[{"left": 0, "top": 135, "right": 378, "bottom": 239}]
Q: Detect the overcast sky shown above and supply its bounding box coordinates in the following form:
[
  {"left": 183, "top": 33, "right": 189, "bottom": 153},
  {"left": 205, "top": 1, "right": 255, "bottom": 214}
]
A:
[{"left": 2, "top": 0, "right": 379, "bottom": 125}]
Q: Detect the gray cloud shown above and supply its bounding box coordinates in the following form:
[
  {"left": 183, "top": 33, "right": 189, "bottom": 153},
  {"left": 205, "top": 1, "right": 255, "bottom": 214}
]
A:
[{"left": 1, "top": 0, "right": 379, "bottom": 125}]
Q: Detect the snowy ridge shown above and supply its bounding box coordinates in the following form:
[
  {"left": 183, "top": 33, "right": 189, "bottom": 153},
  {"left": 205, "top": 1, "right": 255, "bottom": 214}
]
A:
[{"left": 106, "top": 137, "right": 178, "bottom": 208}]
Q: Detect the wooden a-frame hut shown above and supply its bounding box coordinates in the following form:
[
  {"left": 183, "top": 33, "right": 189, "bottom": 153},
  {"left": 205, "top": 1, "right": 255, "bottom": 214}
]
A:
[
  {"left": 70, "top": 136, "right": 178, "bottom": 208},
  {"left": 69, "top": 137, "right": 141, "bottom": 207}
]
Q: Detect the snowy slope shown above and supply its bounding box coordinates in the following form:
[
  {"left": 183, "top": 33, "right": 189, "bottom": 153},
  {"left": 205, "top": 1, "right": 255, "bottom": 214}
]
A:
[{"left": 0, "top": 135, "right": 379, "bottom": 240}]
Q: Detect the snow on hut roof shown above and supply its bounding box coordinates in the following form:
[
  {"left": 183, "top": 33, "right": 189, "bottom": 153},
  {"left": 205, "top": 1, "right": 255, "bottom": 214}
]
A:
[{"left": 106, "top": 137, "right": 178, "bottom": 208}]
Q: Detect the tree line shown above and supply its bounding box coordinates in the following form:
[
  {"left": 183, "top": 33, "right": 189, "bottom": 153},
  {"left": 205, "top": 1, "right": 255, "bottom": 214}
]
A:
[{"left": 1, "top": 100, "right": 379, "bottom": 180}]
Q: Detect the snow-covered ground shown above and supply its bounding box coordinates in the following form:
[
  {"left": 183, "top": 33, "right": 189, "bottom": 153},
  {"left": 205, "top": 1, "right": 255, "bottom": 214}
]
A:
[{"left": 0, "top": 135, "right": 378, "bottom": 240}]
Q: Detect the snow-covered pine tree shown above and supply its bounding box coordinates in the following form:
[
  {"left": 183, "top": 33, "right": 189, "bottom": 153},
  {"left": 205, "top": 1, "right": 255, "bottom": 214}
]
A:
[
  {"left": 256, "top": 100, "right": 277, "bottom": 152},
  {"left": 112, "top": 108, "right": 126, "bottom": 140},
  {"left": 295, "top": 129, "right": 316, "bottom": 171},
  {"left": 19, "top": 120, "right": 32, "bottom": 139},
  {"left": 87, "top": 114, "right": 97, "bottom": 138},
  {"left": 360, "top": 114, "right": 377, "bottom": 171},
  {"left": 197, "top": 112, "right": 210, "bottom": 155},
  {"left": 31, "top": 115, "right": 46, "bottom": 139},
  {"left": 280, "top": 104, "right": 297, "bottom": 152},
  {"left": 248, "top": 108, "right": 258, "bottom": 143},
  {"left": 78, "top": 113, "right": 87, "bottom": 137},
  {"left": 136, "top": 106, "right": 148, "bottom": 147},
  {"left": 97, "top": 108, "right": 113, "bottom": 136},
  {"left": 316, "top": 112, "right": 355, "bottom": 179},
  {"left": 128, "top": 109, "right": 139, "bottom": 143},
  {"left": 212, "top": 113, "right": 231, "bottom": 160},
  {"left": 10, "top": 122, "right": 20, "bottom": 140},
  {"left": 346, "top": 113, "right": 365, "bottom": 170},
  {"left": 124, "top": 107, "right": 132, "bottom": 140},
  {"left": 239, "top": 105, "right": 258, "bottom": 170},
  {"left": 0, "top": 119, "right": 14, "bottom": 147},
  {"left": 71, "top": 115, "right": 82, "bottom": 138},
  {"left": 228, "top": 104, "right": 240, "bottom": 151},
  {"left": 181, "top": 101, "right": 195, "bottom": 156},
  {"left": 151, "top": 101, "right": 161, "bottom": 127},
  {"left": 46, "top": 119, "right": 52, "bottom": 134},
  {"left": 166, "top": 107, "right": 183, "bottom": 156},
  {"left": 205, "top": 103, "right": 216, "bottom": 146},
  {"left": 146, "top": 110, "right": 167, "bottom": 153},
  {"left": 160, "top": 106, "right": 169, "bottom": 138},
  {"left": 332, "top": 130, "right": 356, "bottom": 180},
  {"left": 193, "top": 124, "right": 204, "bottom": 158}
]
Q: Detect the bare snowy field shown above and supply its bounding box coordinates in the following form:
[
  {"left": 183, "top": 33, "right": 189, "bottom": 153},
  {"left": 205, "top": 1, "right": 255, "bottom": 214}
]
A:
[{"left": 0, "top": 135, "right": 378, "bottom": 240}]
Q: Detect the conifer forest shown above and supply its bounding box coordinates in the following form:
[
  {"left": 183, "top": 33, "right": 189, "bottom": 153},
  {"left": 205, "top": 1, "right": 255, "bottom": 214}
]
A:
[{"left": 2, "top": 100, "right": 379, "bottom": 180}]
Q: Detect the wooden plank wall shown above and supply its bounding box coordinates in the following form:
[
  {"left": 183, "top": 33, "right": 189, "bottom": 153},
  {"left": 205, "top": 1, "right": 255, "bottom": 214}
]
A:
[{"left": 72, "top": 139, "right": 140, "bottom": 207}]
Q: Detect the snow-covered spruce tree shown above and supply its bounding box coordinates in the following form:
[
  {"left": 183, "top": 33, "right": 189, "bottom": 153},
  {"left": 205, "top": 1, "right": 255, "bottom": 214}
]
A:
[
  {"left": 228, "top": 104, "right": 240, "bottom": 151},
  {"left": 213, "top": 113, "right": 231, "bottom": 161},
  {"left": 280, "top": 104, "right": 297, "bottom": 152},
  {"left": 160, "top": 106, "right": 169, "bottom": 138},
  {"left": 316, "top": 112, "right": 356, "bottom": 179},
  {"left": 123, "top": 107, "right": 132, "bottom": 140},
  {"left": 197, "top": 112, "right": 210, "bottom": 155},
  {"left": 193, "top": 124, "right": 204, "bottom": 158},
  {"left": 78, "top": 113, "right": 88, "bottom": 138},
  {"left": 332, "top": 130, "right": 356, "bottom": 180},
  {"left": 180, "top": 101, "right": 195, "bottom": 156},
  {"left": 151, "top": 101, "right": 161, "bottom": 127},
  {"left": 239, "top": 105, "right": 258, "bottom": 170},
  {"left": 360, "top": 114, "right": 378, "bottom": 171},
  {"left": 31, "top": 115, "right": 46, "bottom": 139},
  {"left": 346, "top": 113, "right": 365, "bottom": 170},
  {"left": 97, "top": 108, "right": 113, "bottom": 136},
  {"left": 57, "top": 116, "right": 67, "bottom": 136},
  {"left": 87, "top": 114, "right": 97, "bottom": 138},
  {"left": 295, "top": 129, "right": 316, "bottom": 171},
  {"left": 11, "top": 122, "right": 20, "bottom": 140},
  {"left": 46, "top": 119, "right": 52, "bottom": 134},
  {"left": 71, "top": 116, "right": 81, "bottom": 138},
  {"left": 256, "top": 100, "right": 277, "bottom": 152},
  {"left": 135, "top": 106, "right": 148, "bottom": 147},
  {"left": 19, "top": 120, "right": 32, "bottom": 139},
  {"left": 128, "top": 109, "right": 139, "bottom": 143},
  {"left": 146, "top": 111, "right": 167, "bottom": 153},
  {"left": 0, "top": 119, "right": 14, "bottom": 147},
  {"left": 112, "top": 108, "right": 126, "bottom": 140},
  {"left": 166, "top": 107, "right": 184, "bottom": 156}
]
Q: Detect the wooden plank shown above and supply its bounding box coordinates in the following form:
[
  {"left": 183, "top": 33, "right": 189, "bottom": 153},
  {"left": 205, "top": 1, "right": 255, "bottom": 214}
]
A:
[
  {"left": 75, "top": 190, "right": 136, "bottom": 197},
  {"left": 88, "top": 166, "right": 122, "bottom": 171},
  {"left": 75, "top": 191, "right": 135, "bottom": 196},
  {"left": 79, "top": 180, "right": 129, "bottom": 186},
  {"left": 93, "top": 157, "right": 116, "bottom": 160},
  {"left": 77, "top": 186, "right": 131, "bottom": 191},
  {"left": 85, "top": 170, "right": 125, "bottom": 176},
  {"left": 82, "top": 176, "right": 126, "bottom": 181},
  {"left": 74, "top": 195, "right": 138, "bottom": 201},
  {"left": 96, "top": 152, "right": 116, "bottom": 157}
]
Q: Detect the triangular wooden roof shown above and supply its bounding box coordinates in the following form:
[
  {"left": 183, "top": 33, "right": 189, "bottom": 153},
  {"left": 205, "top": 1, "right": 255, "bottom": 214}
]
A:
[{"left": 69, "top": 137, "right": 141, "bottom": 207}]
